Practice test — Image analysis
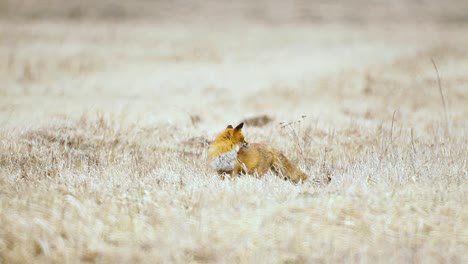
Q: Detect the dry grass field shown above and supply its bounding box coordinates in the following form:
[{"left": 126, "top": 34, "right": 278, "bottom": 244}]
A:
[{"left": 1, "top": 1, "right": 468, "bottom": 263}]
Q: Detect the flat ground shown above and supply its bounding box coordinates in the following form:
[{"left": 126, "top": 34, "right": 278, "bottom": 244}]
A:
[{"left": 0, "top": 1, "right": 467, "bottom": 263}]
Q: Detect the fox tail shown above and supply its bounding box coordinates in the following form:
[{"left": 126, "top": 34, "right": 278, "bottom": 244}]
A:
[{"left": 272, "top": 151, "right": 309, "bottom": 183}]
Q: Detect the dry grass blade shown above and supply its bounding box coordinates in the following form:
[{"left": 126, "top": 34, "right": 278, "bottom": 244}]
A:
[{"left": 431, "top": 58, "right": 450, "bottom": 135}]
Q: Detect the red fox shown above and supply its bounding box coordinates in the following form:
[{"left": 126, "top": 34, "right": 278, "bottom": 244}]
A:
[{"left": 208, "top": 123, "right": 308, "bottom": 183}]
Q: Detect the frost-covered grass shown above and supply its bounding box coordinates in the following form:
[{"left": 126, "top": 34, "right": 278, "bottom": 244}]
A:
[{"left": 0, "top": 19, "right": 467, "bottom": 263}]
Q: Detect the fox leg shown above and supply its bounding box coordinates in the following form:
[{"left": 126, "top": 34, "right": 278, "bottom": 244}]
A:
[
  {"left": 231, "top": 163, "right": 243, "bottom": 178},
  {"left": 229, "top": 160, "right": 253, "bottom": 178},
  {"left": 217, "top": 171, "right": 227, "bottom": 180}
]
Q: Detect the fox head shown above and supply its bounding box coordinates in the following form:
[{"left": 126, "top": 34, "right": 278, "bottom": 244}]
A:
[
  {"left": 213, "top": 122, "right": 249, "bottom": 151},
  {"left": 208, "top": 122, "right": 248, "bottom": 172}
]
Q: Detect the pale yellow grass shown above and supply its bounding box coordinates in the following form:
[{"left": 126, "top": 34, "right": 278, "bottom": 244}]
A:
[{"left": 0, "top": 20, "right": 467, "bottom": 263}]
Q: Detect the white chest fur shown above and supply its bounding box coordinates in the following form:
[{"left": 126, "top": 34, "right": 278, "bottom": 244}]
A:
[{"left": 211, "top": 145, "right": 240, "bottom": 172}]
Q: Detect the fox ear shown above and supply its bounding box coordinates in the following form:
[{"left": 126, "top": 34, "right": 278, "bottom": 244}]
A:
[
  {"left": 226, "top": 125, "right": 233, "bottom": 129},
  {"left": 234, "top": 122, "right": 244, "bottom": 130}
]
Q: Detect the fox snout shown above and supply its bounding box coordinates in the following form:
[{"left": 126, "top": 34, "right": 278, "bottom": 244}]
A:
[{"left": 241, "top": 142, "right": 249, "bottom": 148}]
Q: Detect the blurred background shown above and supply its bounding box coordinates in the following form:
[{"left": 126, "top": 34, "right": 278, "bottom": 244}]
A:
[
  {"left": 1, "top": 1, "right": 467, "bottom": 127},
  {"left": 2, "top": 0, "right": 468, "bottom": 24}
]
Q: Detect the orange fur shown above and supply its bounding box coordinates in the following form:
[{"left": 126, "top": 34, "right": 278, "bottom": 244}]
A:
[{"left": 208, "top": 123, "right": 308, "bottom": 183}]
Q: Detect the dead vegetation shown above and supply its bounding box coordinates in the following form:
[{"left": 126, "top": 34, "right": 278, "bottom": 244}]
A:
[
  {"left": 1, "top": 110, "right": 466, "bottom": 262},
  {"left": 242, "top": 114, "right": 274, "bottom": 127},
  {"left": 1, "top": 4, "right": 468, "bottom": 262}
]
